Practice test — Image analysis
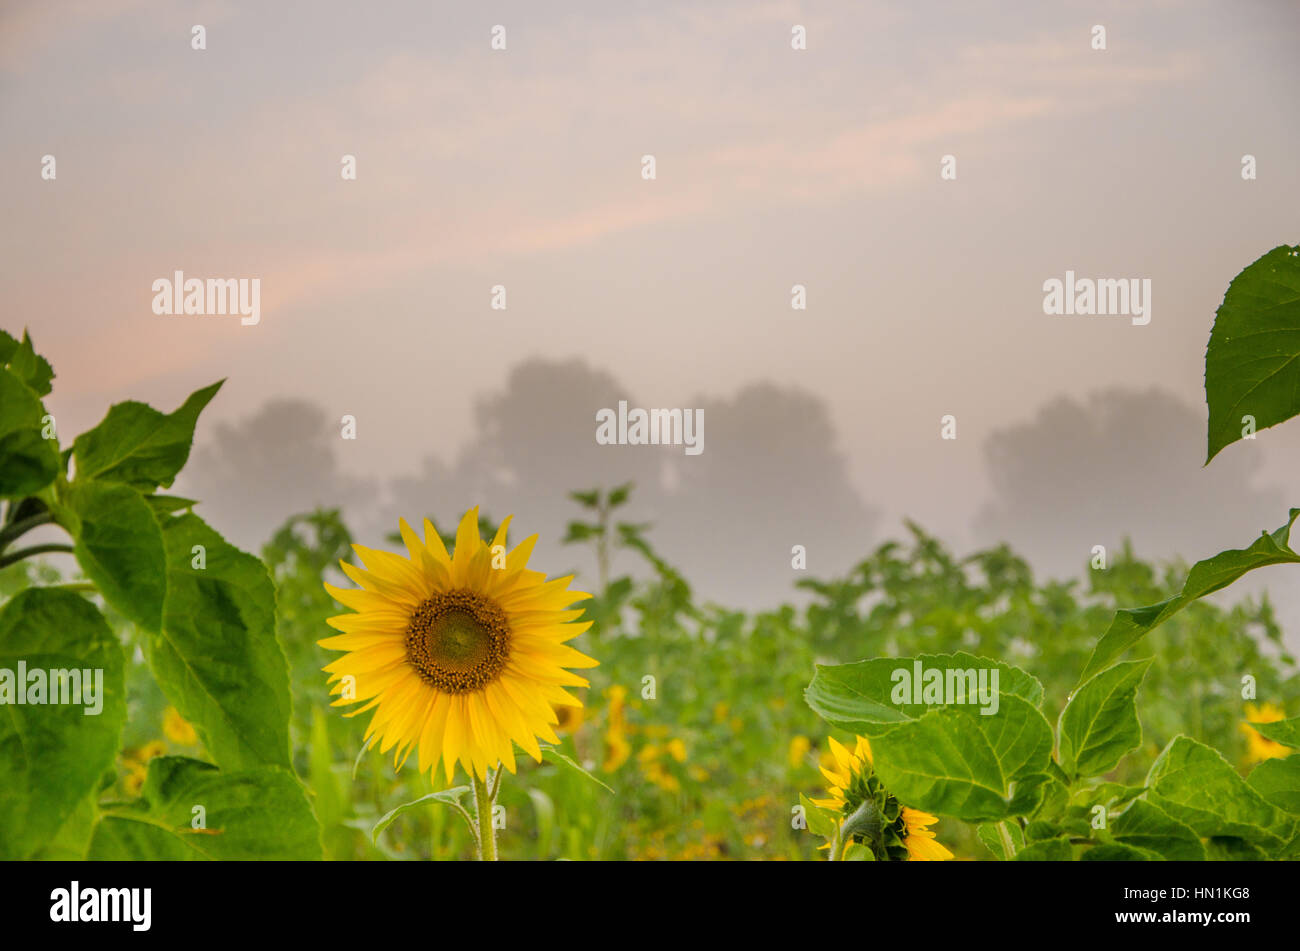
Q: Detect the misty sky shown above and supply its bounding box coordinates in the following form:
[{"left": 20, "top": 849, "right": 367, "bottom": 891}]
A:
[{"left": 3, "top": 1, "right": 1299, "bottom": 641}]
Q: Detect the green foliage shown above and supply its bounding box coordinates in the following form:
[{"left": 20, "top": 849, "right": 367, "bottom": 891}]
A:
[
  {"left": 0, "top": 328, "right": 313, "bottom": 859},
  {"left": 90, "top": 756, "right": 320, "bottom": 859},
  {"left": 1252, "top": 716, "right": 1300, "bottom": 749},
  {"left": 1078, "top": 509, "right": 1300, "bottom": 684},
  {"left": 70, "top": 381, "right": 221, "bottom": 490},
  {"left": 0, "top": 588, "right": 125, "bottom": 858},
  {"left": 1145, "top": 736, "right": 1293, "bottom": 854},
  {"left": 149, "top": 513, "right": 292, "bottom": 771},
  {"left": 1205, "top": 244, "right": 1300, "bottom": 461},
  {"left": 1057, "top": 660, "right": 1150, "bottom": 781}
]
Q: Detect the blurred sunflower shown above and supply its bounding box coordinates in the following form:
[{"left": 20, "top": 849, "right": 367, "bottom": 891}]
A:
[
  {"left": 320, "top": 507, "right": 597, "bottom": 782},
  {"left": 1241, "top": 701, "right": 1292, "bottom": 763},
  {"left": 813, "top": 735, "right": 953, "bottom": 862},
  {"left": 162, "top": 706, "right": 198, "bottom": 745}
]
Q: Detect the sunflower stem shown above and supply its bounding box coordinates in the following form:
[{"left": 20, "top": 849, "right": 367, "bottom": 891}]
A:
[
  {"left": 472, "top": 772, "right": 498, "bottom": 861},
  {"left": 0, "top": 543, "right": 73, "bottom": 569},
  {"left": 0, "top": 510, "right": 56, "bottom": 551},
  {"left": 996, "top": 821, "right": 1017, "bottom": 859}
]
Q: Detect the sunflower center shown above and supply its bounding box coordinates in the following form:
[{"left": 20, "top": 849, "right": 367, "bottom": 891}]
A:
[{"left": 404, "top": 589, "right": 511, "bottom": 693}]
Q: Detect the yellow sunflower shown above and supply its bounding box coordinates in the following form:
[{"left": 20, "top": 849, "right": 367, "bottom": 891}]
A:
[
  {"left": 162, "top": 706, "right": 198, "bottom": 745},
  {"left": 813, "top": 734, "right": 953, "bottom": 862},
  {"left": 320, "top": 507, "right": 597, "bottom": 783},
  {"left": 1241, "top": 701, "right": 1291, "bottom": 763}
]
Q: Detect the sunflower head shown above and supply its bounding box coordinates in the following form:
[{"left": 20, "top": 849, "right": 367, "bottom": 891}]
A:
[
  {"left": 813, "top": 735, "right": 953, "bottom": 861},
  {"left": 320, "top": 507, "right": 597, "bottom": 782}
]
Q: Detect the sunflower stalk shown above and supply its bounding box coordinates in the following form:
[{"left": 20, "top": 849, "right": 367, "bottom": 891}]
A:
[
  {"left": 830, "top": 797, "right": 882, "bottom": 861},
  {"left": 472, "top": 770, "right": 499, "bottom": 861}
]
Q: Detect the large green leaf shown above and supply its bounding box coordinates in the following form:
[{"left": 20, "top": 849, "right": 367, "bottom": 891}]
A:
[
  {"left": 0, "top": 588, "right": 125, "bottom": 858},
  {"left": 88, "top": 756, "right": 320, "bottom": 859},
  {"left": 1250, "top": 715, "right": 1300, "bottom": 749},
  {"left": 1205, "top": 244, "right": 1300, "bottom": 462},
  {"left": 1108, "top": 799, "right": 1205, "bottom": 861},
  {"left": 866, "top": 695, "right": 1054, "bottom": 822},
  {"left": 1145, "top": 736, "right": 1293, "bottom": 851},
  {"left": 1057, "top": 659, "right": 1150, "bottom": 780},
  {"left": 71, "top": 381, "right": 222, "bottom": 491},
  {"left": 147, "top": 513, "right": 292, "bottom": 770},
  {"left": 1077, "top": 510, "right": 1300, "bottom": 684},
  {"left": 805, "top": 651, "right": 1043, "bottom": 733},
  {"left": 977, "top": 821, "right": 1025, "bottom": 860},
  {"left": 0, "top": 366, "right": 59, "bottom": 498},
  {"left": 1246, "top": 756, "right": 1300, "bottom": 815},
  {"left": 58, "top": 480, "right": 167, "bottom": 630}
]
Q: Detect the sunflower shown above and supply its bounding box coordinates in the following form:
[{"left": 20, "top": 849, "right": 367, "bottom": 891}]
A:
[
  {"left": 162, "top": 706, "right": 198, "bottom": 745},
  {"left": 1241, "top": 701, "right": 1292, "bottom": 764},
  {"left": 813, "top": 735, "right": 953, "bottom": 861},
  {"left": 320, "top": 507, "right": 597, "bottom": 783}
]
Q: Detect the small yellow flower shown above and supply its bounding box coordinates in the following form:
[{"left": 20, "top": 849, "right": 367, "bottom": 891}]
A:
[
  {"left": 666, "top": 738, "right": 687, "bottom": 763},
  {"left": 602, "top": 731, "right": 631, "bottom": 772},
  {"left": 788, "top": 734, "right": 810, "bottom": 768},
  {"left": 555, "top": 703, "right": 584, "bottom": 735},
  {"left": 162, "top": 707, "right": 198, "bottom": 745},
  {"left": 1241, "top": 702, "right": 1291, "bottom": 763}
]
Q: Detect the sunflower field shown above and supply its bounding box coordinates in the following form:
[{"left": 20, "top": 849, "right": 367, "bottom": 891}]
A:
[{"left": 1, "top": 246, "right": 1299, "bottom": 863}]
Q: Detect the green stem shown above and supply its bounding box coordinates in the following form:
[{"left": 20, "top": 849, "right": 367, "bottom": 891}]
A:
[
  {"left": 0, "top": 511, "right": 56, "bottom": 550},
  {"left": 472, "top": 772, "right": 498, "bottom": 861},
  {"left": 997, "top": 821, "right": 1017, "bottom": 859},
  {"left": 0, "top": 543, "right": 73, "bottom": 569}
]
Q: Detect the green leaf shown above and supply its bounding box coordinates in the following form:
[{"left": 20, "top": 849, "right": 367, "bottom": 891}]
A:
[
  {"left": 1145, "top": 736, "right": 1293, "bottom": 850},
  {"left": 1077, "top": 510, "right": 1300, "bottom": 684},
  {"left": 800, "top": 793, "right": 839, "bottom": 840},
  {"left": 372, "top": 787, "right": 471, "bottom": 844},
  {"left": 58, "top": 480, "right": 167, "bottom": 630},
  {"left": 89, "top": 756, "right": 321, "bottom": 859},
  {"left": 0, "top": 329, "right": 54, "bottom": 397},
  {"left": 1108, "top": 800, "right": 1206, "bottom": 861},
  {"left": 1057, "top": 659, "right": 1150, "bottom": 780},
  {"left": 866, "top": 695, "right": 1054, "bottom": 822},
  {"left": 607, "top": 483, "right": 633, "bottom": 508},
  {"left": 1205, "top": 837, "right": 1268, "bottom": 860},
  {"left": 147, "top": 512, "right": 292, "bottom": 770},
  {"left": 1205, "top": 244, "right": 1300, "bottom": 462},
  {"left": 32, "top": 794, "right": 99, "bottom": 860},
  {"left": 540, "top": 744, "right": 614, "bottom": 793},
  {"left": 1247, "top": 757, "right": 1300, "bottom": 814},
  {"left": 71, "top": 381, "right": 222, "bottom": 491},
  {"left": 0, "top": 366, "right": 59, "bottom": 498},
  {"left": 805, "top": 652, "right": 1044, "bottom": 733},
  {"left": 1069, "top": 782, "right": 1145, "bottom": 810},
  {"left": 144, "top": 495, "right": 198, "bottom": 516},
  {"left": 1249, "top": 715, "right": 1300, "bottom": 749},
  {"left": 977, "top": 821, "right": 1025, "bottom": 860},
  {"left": 0, "top": 588, "right": 125, "bottom": 859},
  {"left": 1014, "top": 837, "right": 1073, "bottom": 860}
]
